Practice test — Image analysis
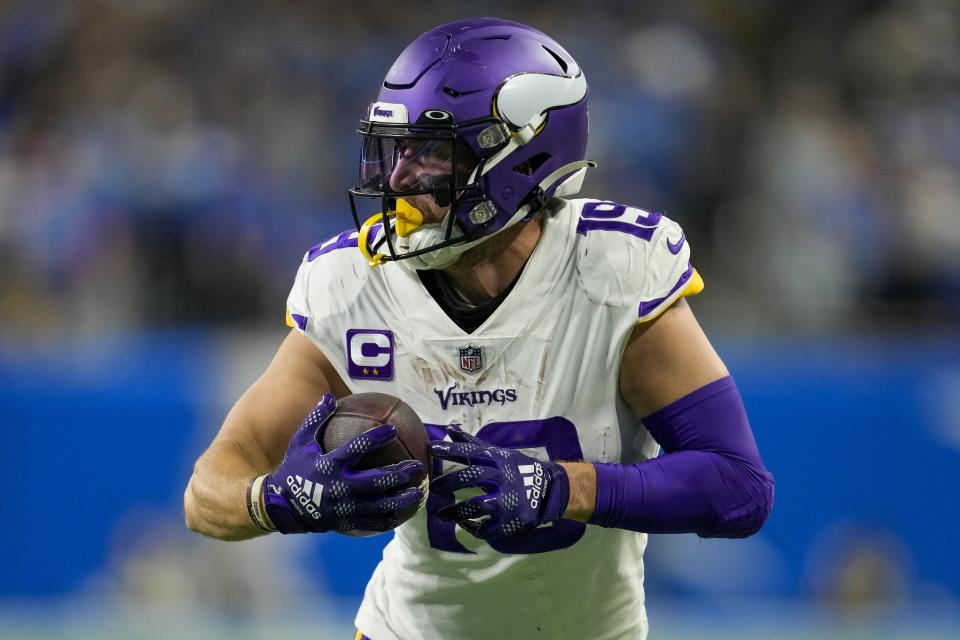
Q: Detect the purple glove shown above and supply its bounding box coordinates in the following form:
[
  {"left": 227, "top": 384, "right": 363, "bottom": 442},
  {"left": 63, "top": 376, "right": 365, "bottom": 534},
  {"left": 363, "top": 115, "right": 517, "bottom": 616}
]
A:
[
  {"left": 263, "top": 394, "right": 424, "bottom": 534},
  {"left": 429, "top": 425, "right": 570, "bottom": 540}
]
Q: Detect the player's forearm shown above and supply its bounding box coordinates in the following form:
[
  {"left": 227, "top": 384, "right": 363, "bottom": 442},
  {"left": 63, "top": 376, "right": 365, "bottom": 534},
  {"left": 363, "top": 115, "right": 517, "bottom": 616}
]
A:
[
  {"left": 591, "top": 450, "right": 772, "bottom": 537},
  {"left": 184, "top": 437, "right": 272, "bottom": 541},
  {"left": 591, "top": 376, "right": 774, "bottom": 538}
]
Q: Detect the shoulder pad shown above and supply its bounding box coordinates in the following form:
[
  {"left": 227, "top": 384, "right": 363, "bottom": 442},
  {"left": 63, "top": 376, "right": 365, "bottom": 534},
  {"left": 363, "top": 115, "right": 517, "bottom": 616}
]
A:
[
  {"left": 285, "top": 228, "right": 371, "bottom": 332},
  {"left": 573, "top": 199, "right": 703, "bottom": 321}
]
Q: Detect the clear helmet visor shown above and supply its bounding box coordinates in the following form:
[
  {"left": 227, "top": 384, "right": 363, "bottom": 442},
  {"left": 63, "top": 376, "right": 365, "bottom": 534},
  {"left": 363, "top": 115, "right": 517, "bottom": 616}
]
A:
[{"left": 357, "top": 126, "right": 478, "bottom": 202}]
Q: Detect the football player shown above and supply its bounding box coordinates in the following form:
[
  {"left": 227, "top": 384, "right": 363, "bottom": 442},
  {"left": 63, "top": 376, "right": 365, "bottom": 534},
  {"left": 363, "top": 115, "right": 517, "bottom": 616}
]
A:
[{"left": 184, "top": 17, "right": 774, "bottom": 640}]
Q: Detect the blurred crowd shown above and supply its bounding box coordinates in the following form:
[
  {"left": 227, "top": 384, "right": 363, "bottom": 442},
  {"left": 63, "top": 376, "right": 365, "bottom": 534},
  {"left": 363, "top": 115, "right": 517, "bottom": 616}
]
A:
[{"left": 1, "top": 0, "right": 958, "bottom": 335}]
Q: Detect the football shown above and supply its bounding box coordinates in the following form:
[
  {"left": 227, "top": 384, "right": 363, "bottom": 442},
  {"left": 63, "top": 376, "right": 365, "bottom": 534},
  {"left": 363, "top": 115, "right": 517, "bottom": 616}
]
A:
[{"left": 322, "top": 392, "right": 430, "bottom": 535}]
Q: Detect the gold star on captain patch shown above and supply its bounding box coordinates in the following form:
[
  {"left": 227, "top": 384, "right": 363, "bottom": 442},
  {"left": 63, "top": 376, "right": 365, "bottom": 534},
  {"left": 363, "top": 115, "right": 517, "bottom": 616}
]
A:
[
  {"left": 362, "top": 368, "right": 369, "bottom": 375},
  {"left": 373, "top": 368, "right": 380, "bottom": 376}
]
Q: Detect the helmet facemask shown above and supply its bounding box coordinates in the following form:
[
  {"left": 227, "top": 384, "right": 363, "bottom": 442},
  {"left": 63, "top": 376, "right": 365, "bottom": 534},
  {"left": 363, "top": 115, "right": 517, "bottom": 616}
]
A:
[{"left": 349, "top": 115, "right": 501, "bottom": 270}]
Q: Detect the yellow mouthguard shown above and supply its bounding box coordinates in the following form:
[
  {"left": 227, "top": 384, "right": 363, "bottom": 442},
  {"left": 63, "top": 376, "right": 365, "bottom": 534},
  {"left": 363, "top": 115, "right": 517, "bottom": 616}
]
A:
[
  {"left": 394, "top": 199, "right": 424, "bottom": 237},
  {"left": 357, "top": 200, "right": 425, "bottom": 267}
]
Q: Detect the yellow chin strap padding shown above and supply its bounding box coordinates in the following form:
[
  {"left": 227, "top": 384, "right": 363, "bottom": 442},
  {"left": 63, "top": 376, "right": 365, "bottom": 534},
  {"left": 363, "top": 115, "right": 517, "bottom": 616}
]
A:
[{"left": 357, "top": 200, "right": 426, "bottom": 267}]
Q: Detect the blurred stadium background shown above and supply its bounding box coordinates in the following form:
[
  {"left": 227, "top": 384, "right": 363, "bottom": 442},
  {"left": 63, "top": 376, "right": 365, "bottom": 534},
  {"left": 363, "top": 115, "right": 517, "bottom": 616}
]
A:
[{"left": 2, "top": 0, "right": 959, "bottom": 638}]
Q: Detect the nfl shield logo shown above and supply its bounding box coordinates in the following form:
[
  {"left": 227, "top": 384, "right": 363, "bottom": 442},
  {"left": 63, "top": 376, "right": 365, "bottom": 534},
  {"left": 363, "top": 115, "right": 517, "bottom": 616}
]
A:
[{"left": 458, "top": 345, "right": 483, "bottom": 372}]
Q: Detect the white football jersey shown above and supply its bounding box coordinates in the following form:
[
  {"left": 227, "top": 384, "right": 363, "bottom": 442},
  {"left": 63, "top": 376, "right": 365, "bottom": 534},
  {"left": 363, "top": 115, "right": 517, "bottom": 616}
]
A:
[{"left": 285, "top": 197, "right": 702, "bottom": 640}]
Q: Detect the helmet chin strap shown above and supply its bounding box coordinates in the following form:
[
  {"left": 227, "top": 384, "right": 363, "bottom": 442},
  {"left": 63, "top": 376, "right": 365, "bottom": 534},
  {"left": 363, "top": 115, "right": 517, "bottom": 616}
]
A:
[
  {"left": 358, "top": 199, "right": 425, "bottom": 267},
  {"left": 397, "top": 158, "right": 596, "bottom": 271}
]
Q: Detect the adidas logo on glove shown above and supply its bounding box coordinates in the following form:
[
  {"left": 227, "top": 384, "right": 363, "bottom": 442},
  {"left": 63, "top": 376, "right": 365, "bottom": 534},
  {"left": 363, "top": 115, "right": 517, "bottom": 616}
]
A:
[
  {"left": 287, "top": 474, "right": 324, "bottom": 520},
  {"left": 518, "top": 462, "right": 545, "bottom": 509}
]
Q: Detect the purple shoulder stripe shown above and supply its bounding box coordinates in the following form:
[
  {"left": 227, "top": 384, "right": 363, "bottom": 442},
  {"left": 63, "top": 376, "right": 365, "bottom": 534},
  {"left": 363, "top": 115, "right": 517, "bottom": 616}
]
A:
[
  {"left": 290, "top": 313, "right": 308, "bottom": 331},
  {"left": 305, "top": 225, "right": 380, "bottom": 262},
  {"left": 638, "top": 264, "right": 693, "bottom": 318},
  {"left": 307, "top": 229, "right": 357, "bottom": 262}
]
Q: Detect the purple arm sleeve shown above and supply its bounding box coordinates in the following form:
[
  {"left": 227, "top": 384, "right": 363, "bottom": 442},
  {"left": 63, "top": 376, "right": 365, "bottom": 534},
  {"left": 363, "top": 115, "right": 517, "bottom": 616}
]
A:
[{"left": 589, "top": 376, "right": 774, "bottom": 538}]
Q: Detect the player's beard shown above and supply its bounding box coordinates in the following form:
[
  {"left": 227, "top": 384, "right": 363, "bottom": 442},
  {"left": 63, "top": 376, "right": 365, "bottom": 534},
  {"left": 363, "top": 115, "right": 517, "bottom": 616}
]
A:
[
  {"left": 393, "top": 219, "right": 469, "bottom": 270},
  {"left": 396, "top": 203, "right": 536, "bottom": 272}
]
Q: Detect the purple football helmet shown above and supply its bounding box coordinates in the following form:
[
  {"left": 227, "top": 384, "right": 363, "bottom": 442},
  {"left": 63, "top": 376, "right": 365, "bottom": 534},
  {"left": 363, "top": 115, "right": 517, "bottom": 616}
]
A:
[{"left": 349, "top": 18, "right": 593, "bottom": 270}]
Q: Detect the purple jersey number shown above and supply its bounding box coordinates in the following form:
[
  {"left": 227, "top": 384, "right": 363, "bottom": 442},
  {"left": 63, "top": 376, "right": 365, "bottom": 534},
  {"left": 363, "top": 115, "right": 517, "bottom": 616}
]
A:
[
  {"left": 425, "top": 418, "right": 586, "bottom": 554},
  {"left": 576, "top": 200, "right": 661, "bottom": 241}
]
